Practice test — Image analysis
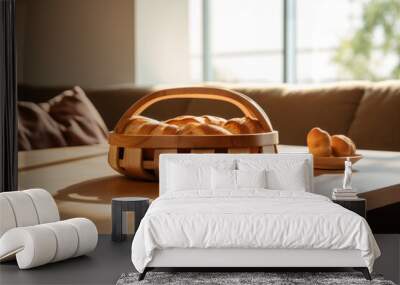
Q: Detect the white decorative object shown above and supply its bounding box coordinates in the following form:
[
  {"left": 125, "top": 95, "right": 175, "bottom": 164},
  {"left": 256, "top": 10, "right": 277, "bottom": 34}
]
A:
[
  {"left": 0, "top": 189, "right": 98, "bottom": 269},
  {"left": 332, "top": 158, "right": 358, "bottom": 200},
  {"left": 343, "top": 157, "right": 353, "bottom": 190}
]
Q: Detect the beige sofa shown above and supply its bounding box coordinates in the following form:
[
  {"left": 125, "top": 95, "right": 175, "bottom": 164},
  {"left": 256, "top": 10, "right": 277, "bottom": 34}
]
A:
[{"left": 19, "top": 81, "right": 400, "bottom": 151}]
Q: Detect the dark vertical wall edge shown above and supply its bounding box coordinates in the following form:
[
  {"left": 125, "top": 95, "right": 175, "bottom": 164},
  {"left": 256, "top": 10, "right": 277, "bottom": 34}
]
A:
[{"left": 0, "top": 0, "right": 18, "bottom": 192}]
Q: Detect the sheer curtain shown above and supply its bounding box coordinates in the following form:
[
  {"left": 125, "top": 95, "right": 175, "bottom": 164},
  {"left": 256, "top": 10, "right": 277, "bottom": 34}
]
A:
[{"left": 0, "top": 0, "right": 17, "bottom": 192}]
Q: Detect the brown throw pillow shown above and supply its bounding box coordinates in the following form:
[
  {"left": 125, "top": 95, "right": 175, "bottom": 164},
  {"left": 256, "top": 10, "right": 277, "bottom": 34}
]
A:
[
  {"left": 18, "top": 86, "right": 108, "bottom": 150},
  {"left": 18, "top": 102, "right": 67, "bottom": 150}
]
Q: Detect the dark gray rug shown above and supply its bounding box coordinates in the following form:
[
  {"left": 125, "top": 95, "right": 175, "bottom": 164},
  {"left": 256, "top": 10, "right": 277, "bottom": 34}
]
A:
[{"left": 116, "top": 272, "right": 396, "bottom": 285}]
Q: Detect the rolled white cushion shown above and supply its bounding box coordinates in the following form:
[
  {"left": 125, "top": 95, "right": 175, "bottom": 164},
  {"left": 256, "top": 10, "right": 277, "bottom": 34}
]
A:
[
  {"left": 0, "top": 218, "right": 98, "bottom": 269},
  {"left": 24, "top": 189, "right": 60, "bottom": 224},
  {"left": 0, "top": 196, "right": 17, "bottom": 237},
  {"left": 63, "top": 218, "right": 98, "bottom": 257},
  {"left": 0, "top": 189, "right": 59, "bottom": 238},
  {"left": 42, "top": 221, "right": 79, "bottom": 262},
  {"left": 0, "top": 226, "right": 57, "bottom": 269},
  {"left": 0, "top": 191, "right": 39, "bottom": 227}
]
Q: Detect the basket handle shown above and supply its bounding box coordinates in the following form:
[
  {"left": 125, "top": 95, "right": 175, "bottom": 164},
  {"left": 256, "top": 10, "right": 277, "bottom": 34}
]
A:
[{"left": 114, "top": 87, "right": 274, "bottom": 133}]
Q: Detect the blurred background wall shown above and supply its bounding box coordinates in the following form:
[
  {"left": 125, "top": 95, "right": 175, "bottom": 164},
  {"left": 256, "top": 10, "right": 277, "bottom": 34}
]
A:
[{"left": 16, "top": 0, "right": 135, "bottom": 88}]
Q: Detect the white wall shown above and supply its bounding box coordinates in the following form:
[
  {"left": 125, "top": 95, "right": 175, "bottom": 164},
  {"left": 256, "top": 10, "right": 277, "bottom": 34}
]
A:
[
  {"left": 17, "top": 0, "right": 135, "bottom": 88},
  {"left": 135, "top": 0, "right": 191, "bottom": 85}
]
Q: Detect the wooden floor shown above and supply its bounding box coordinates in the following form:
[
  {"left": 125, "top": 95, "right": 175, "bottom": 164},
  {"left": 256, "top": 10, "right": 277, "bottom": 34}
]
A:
[{"left": 0, "top": 235, "right": 133, "bottom": 285}]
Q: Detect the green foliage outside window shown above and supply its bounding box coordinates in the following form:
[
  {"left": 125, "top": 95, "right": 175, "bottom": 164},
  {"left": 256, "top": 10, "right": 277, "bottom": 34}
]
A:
[{"left": 333, "top": 0, "right": 400, "bottom": 80}]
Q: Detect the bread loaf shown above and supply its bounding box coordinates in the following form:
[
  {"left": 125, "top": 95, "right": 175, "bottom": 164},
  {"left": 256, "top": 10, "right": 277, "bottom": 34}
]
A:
[
  {"left": 223, "top": 117, "right": 265, "bottom": 134},
  {"left": 164, "top": 115, "right": 205, "bottom": 127},
  {"left": 123, "top": 115, "right": 265, "bottom": 136},
  {"left": 178, "top": 123, "right": 232, "bottom": 135},
  {"left": 307, "top": 127, "right": 332, "bottom": 157},
  {"left": 201, "top": 115, "right": 227, "bottom": 126},
  {"left": 124, "top": 116, "right": 159, "bottom": 134},
  {"left": 332, "top": 135, "right": 356, "bottom": 156}
]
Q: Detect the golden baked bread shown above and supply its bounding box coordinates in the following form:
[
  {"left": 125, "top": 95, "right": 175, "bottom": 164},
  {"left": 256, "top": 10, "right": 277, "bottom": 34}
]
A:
[
  {"left": 331, "top": 135, "right": 356, "bottom": 156},
  {"left": 150, "top": 123, "right": 179, "bottom": 135},
  {"left": 124, "top": 116, "right": 179, "bottom": 135},
  {"left": 178, "top": 123, "right": 232, "bottom": 135},
  {"left": 223, "top": 117, "right": 265, "bottom": 134},
  {"left": 124, "top": 115, "right": 159, "bottom": 134},
  {"left": 307, "top": 127, "right": 332, "bottom": 157},
  {"left": 164, "top": 115, "right": 205, "bottom": 127},
  {"left": 123, "top": 115, "right": 265, "bottom": 136},
  {"left": 201, "top": 115, "right": 227, "bottom": 126}
]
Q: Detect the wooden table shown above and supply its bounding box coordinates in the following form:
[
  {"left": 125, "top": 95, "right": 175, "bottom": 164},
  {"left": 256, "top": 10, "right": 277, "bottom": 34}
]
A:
[
  {"left": 277, "top": 146, "right": 400, "bottom": 211},
  {"left": 18, "top": 144, "right": 400, "bottom": 233},
  {"left": 279, "top": 145, "right": 400, "bottom": 233}
]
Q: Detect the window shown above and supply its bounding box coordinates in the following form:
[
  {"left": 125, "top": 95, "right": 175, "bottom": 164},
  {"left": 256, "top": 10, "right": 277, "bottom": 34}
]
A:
[
  {"left": 190, "top": 0, "right": 399, "bottom": 84},
  {"left": 190, "top": 0, "right": 283, "bottom": 83},
  {"left": 296, "top": 0, "right": 364, "bottom": 83}
]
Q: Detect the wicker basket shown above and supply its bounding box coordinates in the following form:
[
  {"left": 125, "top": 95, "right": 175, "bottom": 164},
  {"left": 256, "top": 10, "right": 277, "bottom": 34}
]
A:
[{"left": 108, "top": 87, "right": 279, "bottom": 180}]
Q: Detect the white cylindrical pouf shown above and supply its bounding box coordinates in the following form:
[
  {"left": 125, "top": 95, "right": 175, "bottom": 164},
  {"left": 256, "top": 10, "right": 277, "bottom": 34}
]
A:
[
  {"left": 0, "top": 196, "right": 17, "bottom": 237},
  {"left": 64, "top": 218, "right": 98, "bottom": 257},
  {"left": 0, "top": 218, "right": 98, "bottom": 269},
  {"left": 1, "top": 192, "right": 39, "bottom": 227},
  {"left": 24, "top": 189, "right": 60, "bottom": 224},
  {"left": 42, "top": 221, "right": 79, "bottom": 262},
  {"left": 0, "top": 226, "right": 57, "bottom": 269}
]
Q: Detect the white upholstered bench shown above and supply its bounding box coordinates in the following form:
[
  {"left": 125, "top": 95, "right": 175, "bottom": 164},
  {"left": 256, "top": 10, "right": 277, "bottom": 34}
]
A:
[{"left": 0, "top": 188, "right": 98, "bottom": 269}]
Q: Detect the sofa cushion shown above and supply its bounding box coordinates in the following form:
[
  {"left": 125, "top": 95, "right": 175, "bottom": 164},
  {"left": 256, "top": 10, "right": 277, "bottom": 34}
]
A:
[
  {"left": 234, "top": 83, "right": 366, "bottom": 145},
  {"left": 348, "top": 81, "right": 400, "bottom": 151},
  {"left": 18, "top": 86, "right": 108, "bottom": 150},
  {"left": 18, "top": 102, "right": 68, "bottom": 150}
]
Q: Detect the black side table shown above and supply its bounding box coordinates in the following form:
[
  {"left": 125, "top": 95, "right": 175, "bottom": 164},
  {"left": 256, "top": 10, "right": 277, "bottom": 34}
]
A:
[
  {"left": 112, "top": 197, "right": 150, "bottom": 242},
  {"left": 332, "top": 197, "right": 366, "bottom": 218}
]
